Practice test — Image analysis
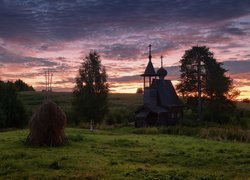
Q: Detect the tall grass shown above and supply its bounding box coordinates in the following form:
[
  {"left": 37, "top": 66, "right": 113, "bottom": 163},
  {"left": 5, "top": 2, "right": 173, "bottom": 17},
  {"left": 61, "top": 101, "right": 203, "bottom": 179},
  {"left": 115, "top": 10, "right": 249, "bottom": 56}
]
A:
[
  {"left": 18, "top": 92, "right": 143, "bottom": 126},
  {"left": 133, "top": 126, "right": 250, "bottom": 142}
]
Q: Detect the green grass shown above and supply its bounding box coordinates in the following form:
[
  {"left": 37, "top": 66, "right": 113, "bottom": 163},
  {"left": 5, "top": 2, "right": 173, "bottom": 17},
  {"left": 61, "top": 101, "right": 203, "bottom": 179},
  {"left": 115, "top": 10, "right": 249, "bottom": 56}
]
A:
[
  {"left": 18, "top": 92, "right": 143, "bottom": 121},
  {"left": 19, "top": 92, "right": 250, "bottom": 119},
  {"left": 12, "top": 92, "right": 250, "bottom": 178},
  {"left": 0, "top": 127, "right": 249, "bottom": 179}
]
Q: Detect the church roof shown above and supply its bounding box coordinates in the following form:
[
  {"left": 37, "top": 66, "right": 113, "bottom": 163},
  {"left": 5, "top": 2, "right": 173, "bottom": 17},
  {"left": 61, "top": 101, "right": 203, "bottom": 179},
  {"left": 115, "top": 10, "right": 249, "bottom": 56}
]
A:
[
  {"left": 146, "top": 104, "right": 167, "bottom": 113},
  {"left": 141, "top": 60, "right": 157, "bottom": 76},
  {"left": 152, "top": 79, "right": 183, "bottom": 107}
]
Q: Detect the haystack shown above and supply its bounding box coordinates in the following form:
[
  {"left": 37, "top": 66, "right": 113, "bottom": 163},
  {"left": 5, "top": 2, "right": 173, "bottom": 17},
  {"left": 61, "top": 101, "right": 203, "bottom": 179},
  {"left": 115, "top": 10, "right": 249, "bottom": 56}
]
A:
[{"left": 26, "top": 100, "right": 67, "bottom": 146}]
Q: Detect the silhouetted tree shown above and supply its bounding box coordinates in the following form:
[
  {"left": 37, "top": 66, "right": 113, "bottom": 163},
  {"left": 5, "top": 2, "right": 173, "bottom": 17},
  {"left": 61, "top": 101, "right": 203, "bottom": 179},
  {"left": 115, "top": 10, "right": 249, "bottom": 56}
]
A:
[
  {"left": 0, "top": 108, "right": 6, "bottom": 128},
  {"left": 177, "top": 46, "right": 239, "bottom": 122},
  {"left": 242, "top": 98, "right": 250, "bottom": 103},
  {"left": 72, "top": 51, "right": 109, "bottom": 125},
  {"left": 0, "top": 81, "right": 27, "bottom": 128},
  {"left": 136, "top": 88, "right": 143, "bottom": 94},
  {"left": 14, "top": 79, "right": 35, "bottom": 91}
]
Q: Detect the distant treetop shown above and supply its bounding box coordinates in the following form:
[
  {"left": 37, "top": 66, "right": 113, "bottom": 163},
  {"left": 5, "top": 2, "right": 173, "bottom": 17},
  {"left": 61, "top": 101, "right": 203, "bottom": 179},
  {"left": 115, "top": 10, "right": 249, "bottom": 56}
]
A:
[
  {"left": 0, "top": 79, "right": 35, "bottom": 92},
  {"left": 14, "top": 79, "right": 35, "bottom": 91}
]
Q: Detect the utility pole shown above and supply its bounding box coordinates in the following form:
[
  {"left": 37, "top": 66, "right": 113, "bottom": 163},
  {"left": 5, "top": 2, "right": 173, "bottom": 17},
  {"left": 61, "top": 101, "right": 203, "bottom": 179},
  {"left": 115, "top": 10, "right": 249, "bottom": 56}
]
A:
[
  {"left": 197, "top": 57, "right": 202, "bottom": 121},
  {"left": 44, "top": 69, "right": 53, "bottom": 100}
]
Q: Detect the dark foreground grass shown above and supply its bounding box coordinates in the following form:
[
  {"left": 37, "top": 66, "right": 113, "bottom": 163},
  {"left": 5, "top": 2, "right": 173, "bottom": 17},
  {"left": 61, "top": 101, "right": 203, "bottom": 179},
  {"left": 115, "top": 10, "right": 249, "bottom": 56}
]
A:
[{"left": 0, "top": 127, "right": 249, "bottom": 179}]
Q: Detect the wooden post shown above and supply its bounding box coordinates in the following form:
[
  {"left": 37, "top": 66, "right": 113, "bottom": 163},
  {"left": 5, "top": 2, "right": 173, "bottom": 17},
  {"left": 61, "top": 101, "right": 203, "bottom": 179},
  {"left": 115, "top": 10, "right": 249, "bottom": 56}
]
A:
[{"left": 90, "top": 120, "right": 94, "bottom": 132}]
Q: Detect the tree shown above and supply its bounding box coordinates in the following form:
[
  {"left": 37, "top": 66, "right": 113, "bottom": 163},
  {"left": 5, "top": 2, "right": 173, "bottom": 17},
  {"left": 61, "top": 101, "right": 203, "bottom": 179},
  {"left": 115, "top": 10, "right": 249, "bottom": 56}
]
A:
[
  {"left": 242, "top": 98, "right": 250, "bottom": 103},
  {"left": 14, "top": 79, "right": 35, "bottom": 91},
  {"left": 136, "top": 88, "right": 143, "bottom": 94},
  {"left": 72, "top": 51, "right": 109, "bottom": 125},
  {"left": 177, "top": 46, "right": 238, "bottom": 122},
  {"left": 0, "top": 81, "right": 27, "bottom": 128}
]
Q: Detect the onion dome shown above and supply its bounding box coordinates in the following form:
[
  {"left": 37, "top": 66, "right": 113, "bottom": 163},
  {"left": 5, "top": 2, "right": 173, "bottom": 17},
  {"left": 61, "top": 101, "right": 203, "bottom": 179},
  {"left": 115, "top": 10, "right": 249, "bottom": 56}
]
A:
[{"left": 157, "top": 67, "right": 167, "bottom": 77}]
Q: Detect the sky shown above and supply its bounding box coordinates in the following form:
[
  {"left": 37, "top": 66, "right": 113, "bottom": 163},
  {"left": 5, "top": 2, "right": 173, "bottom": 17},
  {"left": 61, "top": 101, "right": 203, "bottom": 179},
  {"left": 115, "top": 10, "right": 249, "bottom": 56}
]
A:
[{"left": 0, "top": 0, "right": 250, "bottom": 99}]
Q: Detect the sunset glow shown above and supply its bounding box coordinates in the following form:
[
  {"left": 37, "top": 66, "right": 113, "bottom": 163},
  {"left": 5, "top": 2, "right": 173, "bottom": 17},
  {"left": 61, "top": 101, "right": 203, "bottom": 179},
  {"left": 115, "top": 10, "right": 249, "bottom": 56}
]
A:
[{"left": 1, "top": 1, "right": 250, "bottom": 99}]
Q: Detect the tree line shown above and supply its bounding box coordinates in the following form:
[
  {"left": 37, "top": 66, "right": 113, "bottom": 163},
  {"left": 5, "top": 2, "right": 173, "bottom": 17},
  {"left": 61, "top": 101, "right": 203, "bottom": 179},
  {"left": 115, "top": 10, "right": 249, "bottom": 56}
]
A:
[
  {"left": 0, "top": 46, "right": 245, "bottom": 129},
  {"left": 0, "top": 80, "right": 30, "bottom": 128}
]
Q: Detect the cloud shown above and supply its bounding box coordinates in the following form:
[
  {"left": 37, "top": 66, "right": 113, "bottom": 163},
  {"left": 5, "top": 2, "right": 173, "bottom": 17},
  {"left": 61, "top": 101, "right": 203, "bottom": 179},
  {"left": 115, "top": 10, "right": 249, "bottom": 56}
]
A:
[
  {"left": 221, "top": 26, "right": 247, "bottom": 36},
  {"left": 222, "top": 60, "right": 250, "bottom": 74},
  {"left": 101, "top": 44, "right": 142, "bottom": 60},
  {"left": 230, "top": 72, "right": 250, "bottom": 87},
  {"left": 1, "top": 0, "right": 250, "bottom": 43},
  {"left": 0, "top": 47, "right": 58, "bottom": 67},
  {"left": 37, "top": 77, "right": 75, "bottom": 86},
  {"left": 39, "top": 44, "right": 49, "bottom": 51},
  {"left": 109, "top": 75, "right": 141, "bottom": 83},
  {"left": 161, "top": 60, "right": 250, "bottom": 77},
  {"left": 0, "top": 0, "right": 250, "bottom": 96},
  {"left": 113, "top": 60, "right": 250, "bottom": 83}
]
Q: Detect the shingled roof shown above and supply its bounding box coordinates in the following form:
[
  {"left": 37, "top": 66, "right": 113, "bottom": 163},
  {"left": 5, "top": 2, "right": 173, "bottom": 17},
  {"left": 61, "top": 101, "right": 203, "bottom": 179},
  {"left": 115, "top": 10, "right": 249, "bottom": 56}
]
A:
[{"left": 152, "top": 79, "right": 183, "bottom": 107}]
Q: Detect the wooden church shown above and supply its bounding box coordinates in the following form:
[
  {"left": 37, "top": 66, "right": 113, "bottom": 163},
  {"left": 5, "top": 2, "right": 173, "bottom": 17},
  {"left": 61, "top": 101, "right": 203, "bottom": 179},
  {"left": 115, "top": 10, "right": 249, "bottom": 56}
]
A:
[{"left": 135, "top": 45, "right": 183, "bottom": 127}]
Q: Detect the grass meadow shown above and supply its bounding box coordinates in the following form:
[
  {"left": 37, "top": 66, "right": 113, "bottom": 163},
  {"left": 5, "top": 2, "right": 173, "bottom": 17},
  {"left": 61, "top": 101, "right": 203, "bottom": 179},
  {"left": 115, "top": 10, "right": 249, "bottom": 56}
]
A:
[
  {"left": 0, "top": 92, "right": 248, "bottom": 179},
  {"left": 18, "top": 91, "right": 143, "bottom": 124},
  {"left": 0, "top": 127, "right": 250, "bottom": 179},
  {"left": 18, "top": 91, "right": 250, "bottom": 121}
]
